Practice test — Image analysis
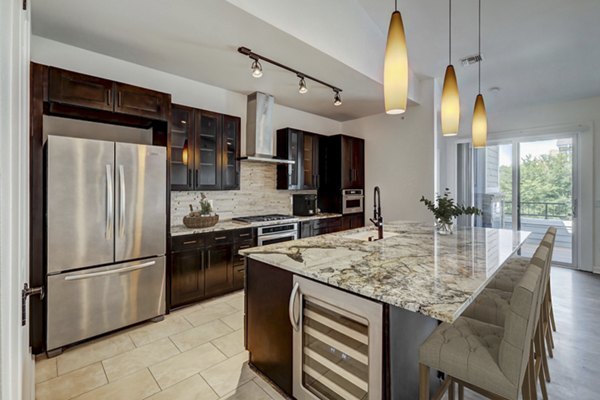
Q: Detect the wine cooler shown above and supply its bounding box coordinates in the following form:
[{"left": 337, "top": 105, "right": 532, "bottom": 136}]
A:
[{"left": 289, "top": 275, "right": 383, "bottom": 400}]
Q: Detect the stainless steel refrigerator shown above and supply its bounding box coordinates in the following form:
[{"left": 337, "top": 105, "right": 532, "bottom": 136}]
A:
[{"left": 46, "top": 135, "right": 167, "bottom": 353}]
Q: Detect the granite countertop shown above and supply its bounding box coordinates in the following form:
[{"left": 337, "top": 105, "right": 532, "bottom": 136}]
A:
[
  {"left": 240, "top": 221, "right": 530, "bottom": 323},
  {"left": 170, "top": 213, "right": 343, "bottom": 236}
]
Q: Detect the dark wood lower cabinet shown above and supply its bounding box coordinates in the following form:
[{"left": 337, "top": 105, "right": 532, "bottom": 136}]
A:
[
  {"left": 204, "top": 244, "right": 234, "bottom": 297},
  {"left": 298, "top": 216, "right": 345, "bottom": 238},
  {"left": 246, "top": 259, "right": 293, "bottom": 397},
  {"left": 342, "top": 213, "right": 365, "bottom": 230},
  {"left": 170, "top": 249, "right": 204, "bottom": 307}
]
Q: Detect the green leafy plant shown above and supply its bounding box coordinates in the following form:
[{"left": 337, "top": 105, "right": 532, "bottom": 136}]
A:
[
  {"left": 199, "top": 193, "right": 213, "bottom": 215},
  {"left": 420, "top": 189, "right": 481, "bottom": 225}
]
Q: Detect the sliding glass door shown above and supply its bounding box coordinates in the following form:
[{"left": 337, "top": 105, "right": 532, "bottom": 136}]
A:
[{"left": 470, "top": 135, "right": 576, "bottom": 266}]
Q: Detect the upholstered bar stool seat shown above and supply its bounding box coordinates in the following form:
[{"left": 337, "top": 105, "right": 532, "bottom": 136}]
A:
[{"left": 419, "top": 317, "right": 514, "bottom": 398}]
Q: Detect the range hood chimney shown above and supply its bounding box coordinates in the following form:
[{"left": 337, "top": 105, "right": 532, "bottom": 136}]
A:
[{"left": 243, "top": 92, "right": 294, "bottom": 164}]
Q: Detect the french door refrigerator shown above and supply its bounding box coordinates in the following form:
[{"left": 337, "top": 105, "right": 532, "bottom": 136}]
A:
[{"left": 46, "top": 135, "right": 167, "bottom": 353}]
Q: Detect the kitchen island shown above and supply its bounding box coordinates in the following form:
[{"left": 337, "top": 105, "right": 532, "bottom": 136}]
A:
[{"left": 240, "top": 221, "right": 529, "bottom": 400}]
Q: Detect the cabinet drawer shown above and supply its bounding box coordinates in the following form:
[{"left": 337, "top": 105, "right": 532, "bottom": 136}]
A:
[
  {"left": 205, "top": 231, "right": 234, "bottom": 247},
  {"left": 234, "top": 240, "right": 254, "bottom": 266},
  {"left": 171, "top": 234, "right": 205, "bottom": 252},
  {"left": 234, "top": 228, "right": 254, "bottom": 242},
  {"left": 233, "top": 265, "right": 245, "bottom": 290}
]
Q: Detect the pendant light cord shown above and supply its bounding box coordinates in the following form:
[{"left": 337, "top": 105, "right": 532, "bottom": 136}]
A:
[
  {"left": 395, "top": 0, "right": 397, "bottom": 11},
  {"left": 478, "top": 0, "right": 481, "bottom": 94},
  {"left": 449, "top": 0, "right": 452, "bottom": 65}
]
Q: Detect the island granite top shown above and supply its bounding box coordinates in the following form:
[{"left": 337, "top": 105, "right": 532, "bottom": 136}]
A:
[{"left": 240, "top": 221, "right": 530, "bottom": 323}]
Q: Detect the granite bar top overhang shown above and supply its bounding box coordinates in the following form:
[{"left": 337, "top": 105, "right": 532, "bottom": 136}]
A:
[{"left": 240, "top": 221, "right": 530, "bottom": 323}]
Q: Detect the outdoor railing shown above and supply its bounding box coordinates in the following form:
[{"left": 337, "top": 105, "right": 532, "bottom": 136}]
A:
[{"left": 504, "top": 201, "right": 571, "bottom": 220}]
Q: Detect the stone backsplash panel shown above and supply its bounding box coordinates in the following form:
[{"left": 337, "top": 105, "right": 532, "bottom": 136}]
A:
[{"left": 171, "top": 162, "right": 314, "bottom": 226}]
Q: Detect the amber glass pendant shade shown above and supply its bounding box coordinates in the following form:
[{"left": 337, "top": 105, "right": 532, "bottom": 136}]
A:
[
  {"left": 441, "top": 65, "right": 460, "bottom": 136},
  {"left": 182, "top": 139, "right": 189, "bottom": 165},
  {"left": 384, "top": 10, "right": 408, "bottom": 114},
  {"left": 472, "top": 94, "right": 487, "bottom": 148}
]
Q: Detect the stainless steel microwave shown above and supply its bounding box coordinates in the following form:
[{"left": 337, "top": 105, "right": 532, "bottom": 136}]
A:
[{"left": 342, "top": 189, "right": 364, "bottom": 214}]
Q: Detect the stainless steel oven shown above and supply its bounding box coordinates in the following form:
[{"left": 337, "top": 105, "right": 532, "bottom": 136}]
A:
[
  {"left": 257, "top": 222, "right": 299, "bottom": 246},
  {"left": 342, "top": 189, "right": 364, "bottom": 214}
]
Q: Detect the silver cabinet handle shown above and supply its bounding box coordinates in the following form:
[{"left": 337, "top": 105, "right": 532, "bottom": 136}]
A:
[
  {"left": 183, "top": 240, "right": 197, "bottom": 245},
  {"left": 106, "top": 164, "right": 113, "bottom": 240},
  {"left": 119, "top": 165, "right": 125, "bottom": 237},
  {"left": 65, "top": 260, "right": 156, "bottom": 281},
  {"left": 289, "top": 282, "right": 300, "bottom": 332},
  {"left": 214, "top": 236, "right": 227, "bottom": 241}
]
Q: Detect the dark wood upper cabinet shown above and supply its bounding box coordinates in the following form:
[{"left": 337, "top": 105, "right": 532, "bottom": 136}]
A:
[
  {"left": 170, "top": 105, "right": 240, "bottom": 191},
  {"left": 277, "top": 128, "right": 320, "bottom": 190},
  {"left": 171, "top": 105, "right": 194, "bottom": 191},
  {"left": 114, "top": 82, "right": 169, "bottom": 120},
  {"left": 221, "top": 115, "right": 241, "bottom": 190},
  {"left": 195, "top": 110, "right": 222, "bottom": 190},
  {"left": 47, "top": 67, "right": 169, "bottom": 121},
  {"left": 341, "top": 135, "right": 365, "bottom": 189},
  {"left": 48, "top": 68, "right": 113, "bottom": 112}
]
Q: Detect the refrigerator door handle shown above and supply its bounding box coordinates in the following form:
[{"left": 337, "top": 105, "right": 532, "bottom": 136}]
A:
[
  {"left": 64, "top": 260, "right": 156, "bottom": 281},
  {"left": 119, "top": 165, "right": 125, "bottom": 237},
  {"left": 106, "top": 164, "right": 113, "bottom": 240}
]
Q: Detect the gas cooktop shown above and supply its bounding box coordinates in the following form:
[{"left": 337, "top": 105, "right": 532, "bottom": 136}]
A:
[{"left": 233, "top": 214, "right": 297, "bottom": 223}]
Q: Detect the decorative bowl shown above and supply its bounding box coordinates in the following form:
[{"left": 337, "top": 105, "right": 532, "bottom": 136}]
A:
[{"left": 183, "top": 214, "right": 219, "bottom": 229}]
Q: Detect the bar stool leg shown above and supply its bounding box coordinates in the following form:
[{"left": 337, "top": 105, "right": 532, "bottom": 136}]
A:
[
  {"left": 548, "top": 282, "right": 557, "bottom": 332},
  {"left": 448, "top": 380, "right": 455, "bottom": 400},
  {"left": 419, "top": 364, "right": 430, "bottom": 400},
  {"left": 458, "top": 383, "right": 464, "bottom": 400},
  {"left": 522, "top": 361, "right": 532, "bottom": 400},
  {"left": 529, "top": 349, "right": 538, "bottom": 400}
]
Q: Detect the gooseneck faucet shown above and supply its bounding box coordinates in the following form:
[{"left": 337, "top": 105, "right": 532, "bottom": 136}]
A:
[{"left": 369, "top": 186, "right": 384, "bottom": 240}]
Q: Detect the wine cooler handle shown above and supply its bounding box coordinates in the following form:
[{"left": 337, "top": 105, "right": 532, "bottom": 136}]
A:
[{"left": 289, "top": 282, "right": 300, "bottom": 331}]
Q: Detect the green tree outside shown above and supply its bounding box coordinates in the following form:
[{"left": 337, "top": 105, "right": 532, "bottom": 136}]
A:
[{"left": 499, "top": 151, "right": 572, "bottom": 220}]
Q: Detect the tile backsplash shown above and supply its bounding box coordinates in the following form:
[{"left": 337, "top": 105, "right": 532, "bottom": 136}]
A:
[{"left": 171, "top": 162, "right": 312, "bottom": 226}]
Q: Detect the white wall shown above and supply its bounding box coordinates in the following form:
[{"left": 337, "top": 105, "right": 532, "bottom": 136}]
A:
[
  {"left": 30, "top": 36, "right": 342, "bottom": 155},
  {"left": 342, "top": 79, "right": 436, "bottom": 224}
]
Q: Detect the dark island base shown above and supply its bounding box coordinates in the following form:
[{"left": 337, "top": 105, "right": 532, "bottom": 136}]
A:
[{"left": 244, "top": 258, "right": 441, "bottom": 400}]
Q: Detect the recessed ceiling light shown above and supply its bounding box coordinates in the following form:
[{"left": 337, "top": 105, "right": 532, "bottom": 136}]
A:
[{"left": 488, "top": 86, "right": 501, "bottom": 93}]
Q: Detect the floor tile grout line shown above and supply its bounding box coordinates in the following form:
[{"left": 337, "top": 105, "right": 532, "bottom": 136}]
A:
[{"left": 145, "top": 367, "right": 164, "bottom": 397}]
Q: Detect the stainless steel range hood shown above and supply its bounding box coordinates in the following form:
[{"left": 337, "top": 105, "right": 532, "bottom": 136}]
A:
[{"left": 243, "top": 92, "right": 294, "bottom": 165}]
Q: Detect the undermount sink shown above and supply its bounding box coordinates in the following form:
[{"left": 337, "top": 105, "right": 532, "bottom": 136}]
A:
[{"left": 342, "top": 230, "right": 399, "bottom": 242}]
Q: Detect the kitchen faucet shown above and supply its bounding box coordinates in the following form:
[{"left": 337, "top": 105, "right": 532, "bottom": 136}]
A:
[{"left": 369, "top": 186, "right": 384, "bottom": 240}]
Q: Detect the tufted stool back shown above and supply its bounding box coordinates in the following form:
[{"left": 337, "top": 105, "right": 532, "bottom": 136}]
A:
[{"left": 498, "top": 246, "right": 546, "bottom": 391}]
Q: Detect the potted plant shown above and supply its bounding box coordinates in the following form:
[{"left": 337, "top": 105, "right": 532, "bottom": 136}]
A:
[
  {"left": 183, "top": 193, "right": 219, "bottom": 229},
  {"left": 420, "top": 189, "right": 481, "bottom": 235}
]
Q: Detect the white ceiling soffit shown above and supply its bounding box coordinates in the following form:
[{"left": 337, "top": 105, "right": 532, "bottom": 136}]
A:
[
  {"left": 357, "top": 0, "right": 600, "bottom": 134},
  {"left": 31, "top": 0, "right": 420, "bottom": 122}
]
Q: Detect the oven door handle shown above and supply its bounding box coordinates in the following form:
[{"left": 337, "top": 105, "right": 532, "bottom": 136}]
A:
[{"left": 259, "top": 231, "right": 297, "bottom": 243}]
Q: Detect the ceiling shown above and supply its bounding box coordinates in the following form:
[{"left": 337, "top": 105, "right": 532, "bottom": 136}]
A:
[{"left": 32, "top": 0, "right": 600, "bottom": 127}]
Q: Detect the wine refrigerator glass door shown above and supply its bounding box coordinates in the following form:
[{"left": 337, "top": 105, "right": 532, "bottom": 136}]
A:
[{"left": 291, "top": 275, "right": 382, "bottom": 400}]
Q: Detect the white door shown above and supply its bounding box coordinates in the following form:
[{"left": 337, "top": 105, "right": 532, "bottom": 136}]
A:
[{"left": 0, "top": 0, "right": 33, "bottom": 399}]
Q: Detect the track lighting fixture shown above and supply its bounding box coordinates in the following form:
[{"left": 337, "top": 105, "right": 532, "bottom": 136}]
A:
[
  {"left": 251, "top": 58, "right": 263, "bottom": 78},
  {"left": 238, "top": 47, "right": 342, "bottom": 106},
  {"left": 333, "top": 91, "right": 342, "bottom": 106},
  {"left": 298, "top": 75, "right": 308, "bottom": 94}
]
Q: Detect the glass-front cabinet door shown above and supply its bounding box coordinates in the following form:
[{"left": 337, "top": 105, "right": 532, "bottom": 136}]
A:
[
  {"left": 291, "top": 276, "right": 382, "bottom": 400},
  {"left": 222, "top": 115, "right": 240, "bottom": 190},
  {"left": 170, "top": 105, "right": 194, "bottom": 190},
  {"left": 195, "top": 111, "right": 221, "bottom": 190}
]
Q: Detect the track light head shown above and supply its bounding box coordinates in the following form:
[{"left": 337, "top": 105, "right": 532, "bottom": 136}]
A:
[
  {"left": 251, "top": 58, "right": 263, "bottom": 78},
  {"left": 333, "top": 90, "right": 342, "bottom": 106},
  {"left": 298, "top": 76, "right": 308, "bottom": 94}
]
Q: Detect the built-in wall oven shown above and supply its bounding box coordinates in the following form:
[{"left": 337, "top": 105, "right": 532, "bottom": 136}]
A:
[
  {"left": 342, "top": 189, "right": 364, "bottom": 214},
  {"left": 257, "top": 223, "right": 298, "bottom": 246},
  {"left": 289, "top": 275, "right": 383, "bottom": 400}
]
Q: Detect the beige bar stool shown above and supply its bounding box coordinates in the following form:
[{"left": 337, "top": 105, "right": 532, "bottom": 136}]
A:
[
  {"left": 462, "top": 237, "right": 554, "bottom": 399},
  {"left": 419, "top": 251, "right": 544, "bottom": 400}
]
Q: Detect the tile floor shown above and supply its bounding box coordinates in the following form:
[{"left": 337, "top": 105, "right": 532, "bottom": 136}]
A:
[
  {"left": 35, "top": 291, "right": 285, "bottom": 400},
  {"left": 35, "top": 267, "right": 600, "bottom": 400}
]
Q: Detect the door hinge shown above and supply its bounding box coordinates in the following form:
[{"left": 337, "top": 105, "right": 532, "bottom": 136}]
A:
[
  {"left": 22, "top": 0, "right": 27, "bottom": 11},
  {"left": 22, "top": 283, "right": 44, "bottom": 326}
]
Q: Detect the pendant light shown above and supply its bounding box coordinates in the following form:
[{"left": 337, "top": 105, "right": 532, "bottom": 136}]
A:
[
  {"left": 472, "top": 0, "right": 487, "bottom": 148},
  {"left": 384, "top": 0, "right": 409, "bottom": 114},
  {"left": 441, "top": 0, "right": 460, "bottom": 136}
]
